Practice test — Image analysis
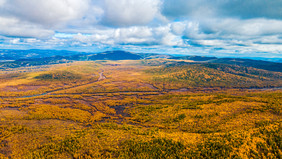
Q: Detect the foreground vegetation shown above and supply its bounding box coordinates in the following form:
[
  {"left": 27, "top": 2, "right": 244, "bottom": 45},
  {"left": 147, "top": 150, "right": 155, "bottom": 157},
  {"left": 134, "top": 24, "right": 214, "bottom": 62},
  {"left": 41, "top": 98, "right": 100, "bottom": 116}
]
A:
[{"left": 0, "top": 60, "right": 281, "bottom": 158}]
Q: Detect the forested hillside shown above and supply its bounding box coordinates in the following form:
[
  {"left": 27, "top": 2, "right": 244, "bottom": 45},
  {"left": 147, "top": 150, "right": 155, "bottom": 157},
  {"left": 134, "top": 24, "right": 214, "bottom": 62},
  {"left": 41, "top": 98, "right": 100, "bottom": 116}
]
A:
[{"left": 146, "top": 63, "right": 282, "bottom": 89}]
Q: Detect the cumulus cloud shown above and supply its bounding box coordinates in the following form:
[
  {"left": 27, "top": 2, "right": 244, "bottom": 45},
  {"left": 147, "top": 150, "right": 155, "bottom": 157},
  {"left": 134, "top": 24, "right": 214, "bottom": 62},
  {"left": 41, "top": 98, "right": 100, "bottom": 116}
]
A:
[
  {"left": 202, "top": 18, "right": 282, "bottom": 36},
  {"left": 0, "top": 0, "right": 281, "bottom": 58},
  {"left": 102, "top": 0, "right": 160, "bottom": 26},
  {"left": 0, "top": 0, "right": 162, "bottom": 37},
  {"left": 0, "top": 16, "right": 54, "bottom": 38},
  {"left": 52, "top": 25, "right": 186, "bottom": 47},
  {"left": 2, "top": 0, "right": 90, "bottom": 26},
  {"left": 254, "top": 35, "right": 282, "bottom": 44},
  {"left": 171, "top": 22, "right": 186, "bottom": 35},
  {"left": 0, "top": 0, "right": 91, "bottom": 38}
]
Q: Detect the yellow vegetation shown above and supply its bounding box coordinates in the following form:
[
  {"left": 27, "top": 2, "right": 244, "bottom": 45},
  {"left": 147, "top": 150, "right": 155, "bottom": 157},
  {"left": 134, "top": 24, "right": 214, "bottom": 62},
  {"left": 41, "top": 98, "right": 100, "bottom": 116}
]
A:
[{"left": 0, "top": 60, "right": 281, "bottom": 158}]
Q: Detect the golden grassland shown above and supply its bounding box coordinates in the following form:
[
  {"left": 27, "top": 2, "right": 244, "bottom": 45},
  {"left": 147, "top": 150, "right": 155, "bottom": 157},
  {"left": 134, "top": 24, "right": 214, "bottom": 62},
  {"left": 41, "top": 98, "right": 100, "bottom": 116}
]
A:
[{"left": 0, "top": 60, "right": 281, "bottom": 158}]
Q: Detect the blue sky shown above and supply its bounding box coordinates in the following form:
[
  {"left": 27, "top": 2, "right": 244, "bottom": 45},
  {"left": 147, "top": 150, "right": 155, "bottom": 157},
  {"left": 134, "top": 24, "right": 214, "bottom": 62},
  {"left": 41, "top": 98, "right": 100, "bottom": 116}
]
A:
[{"left": 0, "top": 0, "right": 282, "bottom": 58}]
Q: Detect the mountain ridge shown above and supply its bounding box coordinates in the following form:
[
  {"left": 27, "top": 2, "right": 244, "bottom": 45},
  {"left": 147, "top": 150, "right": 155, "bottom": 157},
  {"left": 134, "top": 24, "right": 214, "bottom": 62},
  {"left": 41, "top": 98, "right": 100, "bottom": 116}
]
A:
[{"left": 0, "top": 50, "right": 281, "bottom": 72}]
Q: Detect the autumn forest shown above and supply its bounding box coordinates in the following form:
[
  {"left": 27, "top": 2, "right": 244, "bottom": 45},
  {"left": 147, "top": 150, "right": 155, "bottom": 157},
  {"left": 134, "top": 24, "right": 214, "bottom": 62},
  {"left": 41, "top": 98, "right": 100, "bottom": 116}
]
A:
[{"left": 0, "top": 54, "right": 281, "bottom": 158}]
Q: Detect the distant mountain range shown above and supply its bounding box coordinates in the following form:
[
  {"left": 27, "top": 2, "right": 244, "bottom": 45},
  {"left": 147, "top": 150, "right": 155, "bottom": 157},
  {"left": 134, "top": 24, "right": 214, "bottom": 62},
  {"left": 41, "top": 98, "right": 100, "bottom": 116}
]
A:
[
  {"left": 0, "top": 50, "right": 281, "bottom": 72},
  {"left": 170, "top": 55, "right": 217, "bottom": 61},
  {"left": 0, "top": 49, "right": 82, "bottom": 60},
  {"left": 88, "top": 51, "right": 142, "bottom": 60},
  {"left": 171, "top": 55, "right": 282, "bottom": 72}
]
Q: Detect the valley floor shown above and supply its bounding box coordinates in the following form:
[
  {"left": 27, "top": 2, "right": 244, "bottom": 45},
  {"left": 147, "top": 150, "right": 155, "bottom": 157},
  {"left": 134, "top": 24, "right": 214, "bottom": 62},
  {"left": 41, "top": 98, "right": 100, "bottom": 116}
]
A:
[{"left": 0, "top": 61, "right": 281, "bottom": 158}]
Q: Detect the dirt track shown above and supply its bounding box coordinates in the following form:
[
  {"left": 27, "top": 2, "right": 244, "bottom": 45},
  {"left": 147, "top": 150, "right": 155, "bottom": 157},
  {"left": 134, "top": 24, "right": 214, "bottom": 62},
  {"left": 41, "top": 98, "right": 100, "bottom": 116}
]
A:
[{"left": 98, "top": 72, "right": 106, "bottom": 81}]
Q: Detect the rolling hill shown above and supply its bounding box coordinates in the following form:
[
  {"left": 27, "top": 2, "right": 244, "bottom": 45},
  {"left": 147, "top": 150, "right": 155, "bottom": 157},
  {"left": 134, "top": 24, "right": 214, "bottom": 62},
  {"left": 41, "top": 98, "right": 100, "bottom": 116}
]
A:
[
  {"left": 146, "top": 63, "right": 282, "bottom": 89},
  {"left": 87, "top": 50, "right": 142, "bottom": 60},
  {"left": 169, "top": 55, "right": 282, "bottom": 72},
  {"left": 170, "top": 55, "right": 217, "bottom": 61},
  {"left": 0, "top": 50, "right": 281, "bottom": 74}
]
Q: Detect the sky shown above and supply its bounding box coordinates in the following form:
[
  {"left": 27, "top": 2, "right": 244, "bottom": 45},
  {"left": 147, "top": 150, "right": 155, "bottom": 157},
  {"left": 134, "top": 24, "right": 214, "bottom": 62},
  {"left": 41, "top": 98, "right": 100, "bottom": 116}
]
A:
[{"left": 0, "top": 0, "right": 282, "bottom": 58}]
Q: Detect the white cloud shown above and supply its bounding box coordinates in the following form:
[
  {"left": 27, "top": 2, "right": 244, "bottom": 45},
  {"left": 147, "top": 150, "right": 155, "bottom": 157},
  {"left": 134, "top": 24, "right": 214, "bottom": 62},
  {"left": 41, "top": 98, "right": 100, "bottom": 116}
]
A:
[
  {"left": 0, "top": 16, "right": 54, "bottom": 38},
  {"left": 171, "top": 22, "right": 186, "bottom": 35},
  {"left": 3, "top": 0, "right": 90, "bottom": 27},
  {"left": 255, "top": 35, "right": 282, "bottom": 44},
  {"left": 52, "top": 25, "right": 187, "bottom": 47},
  {"left": 251, "top": 44, "right": 282, "bottom": 52},
  {"left": 102, "top": 0, "right": 161, "bottom": 26},
  {"left": 161, "top": 32, "right": 184, "bottom": 46},
  {"left": 24, "top": 38, "right": 41, "bottom": 43},
  {"left": 0, "top": 0, "right": 5, "bottom": 6},
  {"left": 206, "top": 18, "right": 282, "bottom": 36},
  {"left": 10, "top": 38, "right": 20, "bottom": 44},
  {"left": 196, "top": 40, "right": 225, "bottom": 46},
  {"left": 170, "top": 21, "right": 213, "bottom": 39},
  {"left": 69, "top": 27, "right": 154, "bottom": 45},
  {"left": 0, "top": 0, "right": 281, "bottom": 58}
]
